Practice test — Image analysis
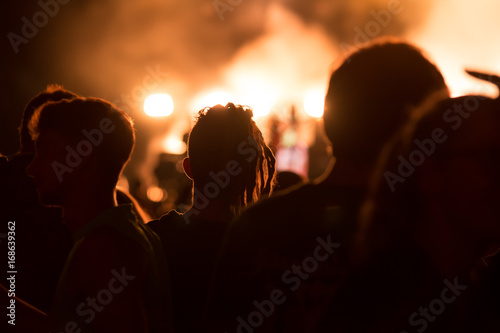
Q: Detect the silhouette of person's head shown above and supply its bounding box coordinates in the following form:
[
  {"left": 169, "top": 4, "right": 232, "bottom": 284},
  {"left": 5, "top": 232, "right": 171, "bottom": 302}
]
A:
[
  {"left": 324, "top": 38, "right": 449, "bottom": 165},
  {"left": 19, "top": 84, "right": 79, "bottom": 154},
  {"left": 26, "top": 97, "right": 134, "bottom": 206},
  {"left": 183, "top": 103, "right": 276, "bottom": 214},
  {"left": 359, "top": 95, "right": 500, "bottom": 261}
]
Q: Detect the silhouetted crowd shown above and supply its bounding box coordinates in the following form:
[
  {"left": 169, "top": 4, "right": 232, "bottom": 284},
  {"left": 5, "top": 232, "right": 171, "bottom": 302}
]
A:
[{"left": 1, "top": 37, "right": 500, "bottom": 333}]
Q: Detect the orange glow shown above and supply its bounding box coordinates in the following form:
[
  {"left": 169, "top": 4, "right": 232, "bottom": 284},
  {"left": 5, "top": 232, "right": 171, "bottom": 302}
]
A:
[
  {"left": 407, "top": 0, "right": 500, "bottom": 98},
  {"left": 147, "top": 186, "right": 165, "bottom": 202},
  {"left": 303, "top": 89, "right": 325, "bottom": 118},
  {"left": 162, "top": 135, "right": 186, "bottom": 155},
  {"left": 144, "top": 94, "right": 174, "bottom": 117},
  {"left": 239, "top": 88, "right": 276, "bottom": 118},
  {"left": 191, "top": 90, "right": 234, "bottom": 113}
]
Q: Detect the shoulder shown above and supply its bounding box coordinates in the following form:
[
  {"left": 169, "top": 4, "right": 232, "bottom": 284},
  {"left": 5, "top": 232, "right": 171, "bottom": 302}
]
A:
[
  {"left": 148, "top": 210, "right": 184, "bottom": 228},
  {"left": 68, "top": 226, "right": 148, "bottom": 293},
  {"left": 81, "top": 224, "right": 143, "bottom": 250},
  {"left": 147, "top": 210, "right": 186, "bottom": 237},
  {"left": 76, "top": 225, "right": 148, "bottom": 267},
  {"left": 237, "top": 183, "right": 320, "bottom": 226},
  {"left": 253, "top": 182, "right": 317, "bottom": 210},
  {"left": 57, "top": 226, "right": 153, "bottom": 331}
]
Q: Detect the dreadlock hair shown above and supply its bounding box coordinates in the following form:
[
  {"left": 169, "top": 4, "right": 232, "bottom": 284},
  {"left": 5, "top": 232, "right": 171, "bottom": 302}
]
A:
[
  {"left": 187, "top": 103, "right": 276, "bottom": 215},
  {"left": 19, "top": 84, "right": 79, "bottom": 153}
]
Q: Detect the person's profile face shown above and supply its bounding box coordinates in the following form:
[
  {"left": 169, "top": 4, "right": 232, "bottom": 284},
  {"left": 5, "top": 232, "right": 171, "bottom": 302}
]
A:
[{"left": 26, "top": 130, "right": 71, "bottom": 206}]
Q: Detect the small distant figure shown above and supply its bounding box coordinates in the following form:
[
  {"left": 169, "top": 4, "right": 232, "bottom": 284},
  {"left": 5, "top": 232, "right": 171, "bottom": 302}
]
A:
[{"left": 148, "top": 102, "right": 276, "bottom": 333}]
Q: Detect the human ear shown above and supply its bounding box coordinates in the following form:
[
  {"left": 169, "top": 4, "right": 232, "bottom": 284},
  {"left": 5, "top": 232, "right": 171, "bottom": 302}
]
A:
[{"left": 182, "top": 157, "right": 193, "bottom": 180}]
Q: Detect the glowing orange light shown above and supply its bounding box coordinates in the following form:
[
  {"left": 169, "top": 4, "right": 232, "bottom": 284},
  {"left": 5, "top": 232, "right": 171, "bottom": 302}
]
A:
[
  {"left": 147, "top": 186, "right": 165, "bottom": 202},
  {"left": 162, "top": 136, "right": 186, "bottom": 155},
  {"left": 304, "top": 89, "right": 325, "bottom": 118},
  {"left": 144, "top": 94, "right": 174, "bottom": 117},
  {"left": 191, "top": 90, "right": 234, "bottom": 112},
  {"left": 239, "top": 89, "right": 276, "bottom": 118}
]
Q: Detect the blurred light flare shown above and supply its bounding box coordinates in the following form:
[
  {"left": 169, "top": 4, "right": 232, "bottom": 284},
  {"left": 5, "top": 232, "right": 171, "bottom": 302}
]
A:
[
  {"left": 239, "top": 88, "right": 276, "bottom": 118},
  {"left": 162, "top": 135, "right": 187, "bottom": 155},
  {"left": 144, "top": 93, "right": 174, "bottom": 117},
  {"left": 191, "top": 90, "right": 234, "bottom": 113},
  {"left": 406, "top": 0, "right": 500, "bottom": 99},
  {"left": 147, "top": 185, "right": 165, "bottom": 202},
  {"left": 251, "top": 103, "right": 273, "bottom": 118},
  {"left": 304, "top": 89, "right": 325, "bottom": 118}
]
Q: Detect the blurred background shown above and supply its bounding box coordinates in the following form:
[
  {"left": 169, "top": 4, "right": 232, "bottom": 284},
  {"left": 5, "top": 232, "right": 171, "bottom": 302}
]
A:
[{"left": 1, "top": 0, "right": 499, "bottom": 218}]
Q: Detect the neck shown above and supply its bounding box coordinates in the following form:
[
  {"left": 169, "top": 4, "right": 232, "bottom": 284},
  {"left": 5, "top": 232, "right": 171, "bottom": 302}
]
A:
[
  {"left": 62, "top": 187, "right": 117, "bottom": 234},
  {"left": 189, "top": 190, "right": 235, "bottom": 223}
]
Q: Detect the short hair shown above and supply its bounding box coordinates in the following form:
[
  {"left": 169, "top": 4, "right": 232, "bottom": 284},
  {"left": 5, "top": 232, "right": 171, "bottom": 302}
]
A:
[
  {"left": 19, "top": 84, "right": 79, "bottom": 153},
  {"left": 324, "top": 38, "right": 449, "bottom": 164},
  {"left": 188, "top": 103, "right": 276, "bottom": 211},
  {"left": 28, "top": 97, "right": 135, "bottom": 186}
]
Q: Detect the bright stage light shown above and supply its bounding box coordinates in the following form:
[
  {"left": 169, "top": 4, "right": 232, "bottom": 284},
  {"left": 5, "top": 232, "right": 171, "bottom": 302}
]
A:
[
  {"left": 241, "top": 89, "right": 275, "bottom": 118},
  {"left": 144, "top": 94, "right": 174, "bottom": 117},
  {"left": 251, "top": 104, "right": 272, "bottom": 118},
  {"left": 191, "top": 90, "right": 234, "bottom": 112},
  {"left": 304, "top": 90, "right": 325, "bottom": 118},
  {"left": 162, "top": 136, "right": 186, "bottom": 155}
]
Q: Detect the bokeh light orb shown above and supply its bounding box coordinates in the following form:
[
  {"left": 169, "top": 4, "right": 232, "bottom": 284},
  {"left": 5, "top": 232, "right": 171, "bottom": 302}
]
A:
[
  {"left": 242, "top": 89, "right": 275, "bottom": 118},
  {"left": 304, "top": 90, "right": 325, "bottom": 118},
  {"left": 144, "top": 93, "right": 174, "bottom": 117},
  {"left": 147, "top": 185, "right": 166, "bottom": 202},
  {"left": 162, "top": 136, "right": 187, "bottom": 155}
]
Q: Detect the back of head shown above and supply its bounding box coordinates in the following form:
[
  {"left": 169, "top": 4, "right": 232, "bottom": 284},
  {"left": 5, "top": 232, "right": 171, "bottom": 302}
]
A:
[
  {"left": 29, "top": 97, "right": 135, "bottom": 187},
  {"left": 324, "top": 38, "right": 449, "bottom": 164},
  {"left": 188, "top": 103, "right": 276, "bottom": 209},
  {"left": 20, "top": 84, "right": 79, "bottom": 153},
  {"left": 358, "top": 94, "right": 500, "bottom": 259}
]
